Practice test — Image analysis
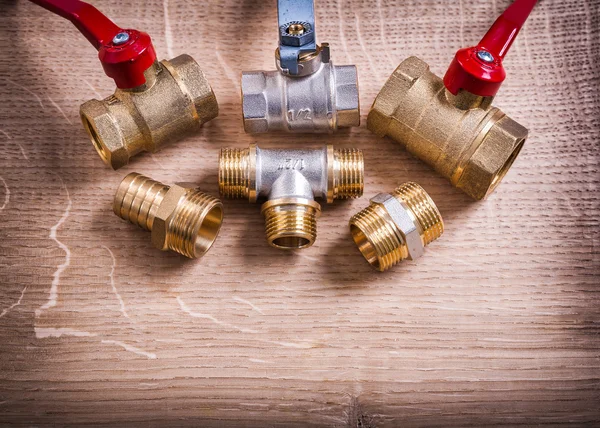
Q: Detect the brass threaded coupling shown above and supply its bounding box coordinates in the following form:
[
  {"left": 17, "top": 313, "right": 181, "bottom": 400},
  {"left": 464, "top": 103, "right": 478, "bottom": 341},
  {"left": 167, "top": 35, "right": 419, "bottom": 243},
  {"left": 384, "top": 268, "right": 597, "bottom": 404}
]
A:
[
  {"left": 219, "top": 144, "right": 364, "bottom": 250},
  {"left": 349, "top": 183, "right": 444, "bottom": 272},
  {"left": 81, "top": 55, "right": 218, "bottom": 170},
  {"left": 367, "top": 57, "right": 527, "bottom": 200},
  {"left": 113, "top": 173, "right": 223, "bottom": 259}
]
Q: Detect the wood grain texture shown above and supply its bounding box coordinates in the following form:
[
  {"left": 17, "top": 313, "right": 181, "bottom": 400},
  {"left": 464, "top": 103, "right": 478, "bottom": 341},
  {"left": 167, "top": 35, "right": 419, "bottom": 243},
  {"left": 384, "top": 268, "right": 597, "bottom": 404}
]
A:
[{"left": 0, "top": 0, "right": 599, "bottom": 426}]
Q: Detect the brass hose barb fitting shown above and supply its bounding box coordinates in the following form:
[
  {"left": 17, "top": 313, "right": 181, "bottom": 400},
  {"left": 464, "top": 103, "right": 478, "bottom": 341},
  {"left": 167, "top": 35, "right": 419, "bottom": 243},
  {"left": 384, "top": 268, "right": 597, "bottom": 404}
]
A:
[
  {"left": 349, "top": 183, "right": 444, "bottom": 272},
  {"left": 113, "top": 173, "right": 223, "bottom": 259},
  {"left": 81, "top": 56, "right": 218, "bottom": 170},
  {"left": 367, "top": 0, "right": 538, "bottom": 200},
  {"left": 219, "top": 144, "right": 363, "bottom": 250}
]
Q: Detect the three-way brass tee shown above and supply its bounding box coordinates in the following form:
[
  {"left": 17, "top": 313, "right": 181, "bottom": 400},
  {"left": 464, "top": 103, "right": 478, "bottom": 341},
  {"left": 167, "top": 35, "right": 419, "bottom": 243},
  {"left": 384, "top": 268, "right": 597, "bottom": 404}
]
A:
[
  {"left": 82, "top": 56, "right": 218, "bottom": 170},
  {"left": 367, "top": 57, "right": 527, "bottom": 200},
  {"left": 219, "top": 144, "right": 364, "bottom": 249}
]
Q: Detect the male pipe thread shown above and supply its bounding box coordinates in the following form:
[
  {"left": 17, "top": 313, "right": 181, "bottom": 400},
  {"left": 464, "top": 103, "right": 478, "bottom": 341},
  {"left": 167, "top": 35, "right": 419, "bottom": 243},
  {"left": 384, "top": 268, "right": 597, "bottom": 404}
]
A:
[
  {"left": 349, "top": 183, "right": 444, "bottom": 272},
  {"left": 219, "top": 145, "right": 363, "bottom": 249},
  {"left": 113, "top": 173, "right": 223, "bottom": 258}
]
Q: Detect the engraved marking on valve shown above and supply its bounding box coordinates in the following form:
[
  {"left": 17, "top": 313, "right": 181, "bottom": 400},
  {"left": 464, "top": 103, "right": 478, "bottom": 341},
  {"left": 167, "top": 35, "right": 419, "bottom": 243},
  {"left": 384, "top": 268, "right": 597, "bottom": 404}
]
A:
[
  {"left": 287, "top": 108, "right": 312, "bottom": 122},
  {"left": 278, "top": 159, "right": 305, "bottom": 171},
  {"left": 106, "top": 95, "right": 120, "bottom": 106}
]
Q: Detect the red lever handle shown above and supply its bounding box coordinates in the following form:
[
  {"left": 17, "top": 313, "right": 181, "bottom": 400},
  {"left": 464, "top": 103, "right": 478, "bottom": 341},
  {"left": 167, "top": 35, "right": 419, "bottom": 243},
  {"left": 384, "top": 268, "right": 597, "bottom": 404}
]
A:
[
  {"left": 29, "top": 0, "right": 157, "bottom": 89},
  {"left": 443, "top": 0, "right": 537, "bottom": 97}
]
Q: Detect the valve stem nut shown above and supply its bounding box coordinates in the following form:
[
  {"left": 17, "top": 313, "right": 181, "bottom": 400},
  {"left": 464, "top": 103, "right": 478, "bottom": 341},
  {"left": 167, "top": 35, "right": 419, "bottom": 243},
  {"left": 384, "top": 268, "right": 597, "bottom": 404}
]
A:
[
  {"left": 113, "top": 173, "right": 224, "bottom": 259},
  {"left": 349, "top": 183, "right": 444, "bottom": 272}
]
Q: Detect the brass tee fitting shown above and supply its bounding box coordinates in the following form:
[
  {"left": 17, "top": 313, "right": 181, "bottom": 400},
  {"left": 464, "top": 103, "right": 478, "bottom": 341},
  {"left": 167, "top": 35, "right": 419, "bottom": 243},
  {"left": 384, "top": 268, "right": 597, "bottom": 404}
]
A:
[
  {"left": 349, "top": 183, "right": 444, "bottom": 272},
  {"left": 81, "top": 55, "right": 218, "bottom": 170},
  {"left": 113, "top": 173, "right": 223, "bottom": 259},
  {"left": 219, "top": 144, "right": 364, "bottom": 250},
  {"left": 367, "top": 57, "right": 527, "bottom": 200}
]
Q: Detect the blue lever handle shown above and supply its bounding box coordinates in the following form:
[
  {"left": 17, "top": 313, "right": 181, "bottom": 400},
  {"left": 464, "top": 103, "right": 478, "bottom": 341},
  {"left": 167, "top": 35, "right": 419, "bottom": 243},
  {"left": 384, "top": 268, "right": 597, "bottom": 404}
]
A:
[{"left": 278, "top": 0, "right": 317, "bottom": 75}]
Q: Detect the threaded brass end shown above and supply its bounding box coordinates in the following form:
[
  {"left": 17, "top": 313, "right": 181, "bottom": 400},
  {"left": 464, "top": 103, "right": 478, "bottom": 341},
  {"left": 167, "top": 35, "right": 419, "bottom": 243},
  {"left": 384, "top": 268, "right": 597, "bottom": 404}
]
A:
[
  {"left": 393, "top": 182, "right": 444, "bottom": 246},
  {"left": 333, "top": 148, "right": 364, "bottom": 199},
  {"left": 349, "top": 183, "right": 443, "bottom": 272},
  {"left": 350, "top": 203, "right": 407, "bottom": 271},
  {"left": 261, "top": 198, "right": 321, "bottom": 250},
  {"left": 165, "top": 190, "right": 223, "bottom": 259},
  {"left": 219, "top": 147, "right": 251, "bottom": 199},
  {"left": 113, "top": 173, "right": 223, "bottom": 259},
  {"left": 113, "top": 173, "right": 170, "bottom": 231}
]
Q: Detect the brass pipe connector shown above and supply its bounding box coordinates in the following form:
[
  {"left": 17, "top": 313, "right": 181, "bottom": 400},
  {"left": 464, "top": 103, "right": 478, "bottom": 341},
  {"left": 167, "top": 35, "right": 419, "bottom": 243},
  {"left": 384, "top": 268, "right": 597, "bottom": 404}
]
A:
[
  {"left": 113, "top": 173, "right": 223, "bottom": 259},
  {"left": 367, "top": 57, "right": 527, "bottom": 200},
  {"left": 219, "top": 144, "right": 363, "bottom": 250},
  {"left": 349, "top": 183, "right": 444, "bottom": 272},
  {"left": 81, "top": 56, "right": 218, "bottom": 170}
]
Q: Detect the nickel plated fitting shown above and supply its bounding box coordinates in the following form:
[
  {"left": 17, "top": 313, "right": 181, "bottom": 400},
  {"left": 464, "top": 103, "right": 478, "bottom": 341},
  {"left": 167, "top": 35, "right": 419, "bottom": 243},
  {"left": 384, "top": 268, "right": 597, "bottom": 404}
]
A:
[
  {"left": 30, "top": 0, "right": 218, "bottom": 170},
  {"left": 349, "top": 183, "right": 444, "bottom": 272},
  {"left": 113, "top": 173, "right": 224, "bottom": 259},
  {"left": 241, "top": 0, "right": 360, "bottom": 133},
  {"left": 367, "top": 0, "right": 537, "bottom": 200},
  {"left": 219, "top": 144, "right": 364, "bottom": 250}
]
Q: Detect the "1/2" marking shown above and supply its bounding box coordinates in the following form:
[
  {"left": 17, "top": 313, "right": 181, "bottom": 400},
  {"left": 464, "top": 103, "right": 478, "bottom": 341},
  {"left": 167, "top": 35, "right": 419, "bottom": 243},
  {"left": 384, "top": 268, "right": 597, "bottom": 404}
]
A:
[
  {"left": 287, "top": 108, "right": 312, "bottom": 122},
  {"left": 278, "top": 158, "right": 305, "bottom": 171}
]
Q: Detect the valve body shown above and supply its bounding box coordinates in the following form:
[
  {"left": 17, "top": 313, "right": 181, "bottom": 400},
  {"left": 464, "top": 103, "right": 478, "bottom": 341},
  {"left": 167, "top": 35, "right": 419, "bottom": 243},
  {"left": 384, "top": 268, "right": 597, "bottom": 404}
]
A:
[
  {"left": 242, "top": 47, "right": 360, "bottom": 133},
  {"left": 113, "top": 173, "right": 223, "bottom": 259},
  {"left": 367, "top": 57, "right": 528, "bottom": 200},
  {"left": 219, "top": 144, "right": 363, "bottom": 249},
  {"left": 81, "top": 55, "right": 218, "bottom": 169}
]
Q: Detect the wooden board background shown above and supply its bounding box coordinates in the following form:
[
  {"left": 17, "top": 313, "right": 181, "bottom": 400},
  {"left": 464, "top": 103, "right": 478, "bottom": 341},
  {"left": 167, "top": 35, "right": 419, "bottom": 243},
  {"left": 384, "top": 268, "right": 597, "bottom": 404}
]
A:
[{"left": 0, "top": 0, "right": 599, "bottom": 426}]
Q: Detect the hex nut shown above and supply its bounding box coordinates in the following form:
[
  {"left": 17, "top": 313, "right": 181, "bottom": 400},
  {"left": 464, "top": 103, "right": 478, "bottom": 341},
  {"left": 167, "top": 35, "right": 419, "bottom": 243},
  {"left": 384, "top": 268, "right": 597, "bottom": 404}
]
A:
[
  {"left": 279, "top": 22, "right": 315, "bottom": 47},
  {"left": 370, "top": 193, "right": 425, "bottom": 260},
  {"left": 151, "top": 184, "right": 188, "bottom": 251},
  {"left": 456, "top": 115, "right": 528, "bottom": 200},
  {"left": 80, "top": 99, "right": 129, "bottom": 170}
]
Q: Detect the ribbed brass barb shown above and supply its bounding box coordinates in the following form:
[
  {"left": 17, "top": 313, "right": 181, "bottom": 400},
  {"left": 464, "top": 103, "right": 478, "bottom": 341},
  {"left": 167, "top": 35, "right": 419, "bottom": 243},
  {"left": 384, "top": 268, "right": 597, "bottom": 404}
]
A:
[
  {"left": 113, "top": 173, "right": 223, "bottom": 259},
  {"left": 367, "top": 57, "right": 527, "bottom": 200},
  {"left": 81, "top": 55, "right": 218, "bottom": 170},
  {"left": 349, "top": 183, "right": 444, "bottom": 272},
  {"left": 219, "top": 144, "right": 364, "bottom": 250}
]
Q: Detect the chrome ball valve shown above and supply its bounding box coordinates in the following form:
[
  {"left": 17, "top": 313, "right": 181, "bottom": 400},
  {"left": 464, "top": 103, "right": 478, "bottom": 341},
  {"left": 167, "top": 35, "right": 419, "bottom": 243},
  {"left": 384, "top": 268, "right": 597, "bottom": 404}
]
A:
[{"left": 241, "top": 0, "right": 360, "bottom": 133}]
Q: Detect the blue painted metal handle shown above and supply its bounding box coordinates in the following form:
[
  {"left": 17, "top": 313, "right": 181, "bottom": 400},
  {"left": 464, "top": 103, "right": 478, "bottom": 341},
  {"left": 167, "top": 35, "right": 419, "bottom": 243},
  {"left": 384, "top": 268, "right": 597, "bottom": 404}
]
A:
[{"left": 278, "top": 0, "right": 317, "bottom": 75}]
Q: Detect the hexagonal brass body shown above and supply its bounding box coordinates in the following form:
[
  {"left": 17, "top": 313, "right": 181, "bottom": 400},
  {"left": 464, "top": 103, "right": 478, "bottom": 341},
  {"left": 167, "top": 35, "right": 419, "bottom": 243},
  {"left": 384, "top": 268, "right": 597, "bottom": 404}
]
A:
[
  {"left": 113, "top": 173, "right": 223, "bottom": 259},
  {"left": 81, "top": 55, "right": 218, "bottom": 170},
  {"left": 367, "top": 57, "right": 528, "bottom": 200},
  {"left": 219, "top": 144, "right": 364, "bottom": 250},
  {"left": 349, "top": 182, "right": 444, "bottom": 272}
]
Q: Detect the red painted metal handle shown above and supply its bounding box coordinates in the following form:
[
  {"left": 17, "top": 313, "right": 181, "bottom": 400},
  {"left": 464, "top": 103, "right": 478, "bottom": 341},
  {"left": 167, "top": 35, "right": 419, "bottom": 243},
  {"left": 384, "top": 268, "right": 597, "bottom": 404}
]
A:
[
  {"left": 443, "top": 0, "right": 537, "bottom": 97},
  {"left": 29, "top": 0, "right": 157, "bottom": 89}
]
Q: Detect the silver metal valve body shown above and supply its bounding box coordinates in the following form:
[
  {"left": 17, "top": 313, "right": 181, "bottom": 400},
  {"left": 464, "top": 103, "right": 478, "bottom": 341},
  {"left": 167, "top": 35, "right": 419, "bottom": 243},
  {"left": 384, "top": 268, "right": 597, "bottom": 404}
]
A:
[{"left": 241, "top": 47, "right": 360, "bottom": 133}]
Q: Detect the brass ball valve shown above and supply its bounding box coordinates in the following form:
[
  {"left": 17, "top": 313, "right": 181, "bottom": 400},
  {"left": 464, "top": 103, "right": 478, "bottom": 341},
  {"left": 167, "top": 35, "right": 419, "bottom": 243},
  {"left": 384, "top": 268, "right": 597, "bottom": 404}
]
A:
[
  {"left": 367, "top": 0, "right": 538, "bottom": 200},
  {"left": 219, "top": 144, "right": 364, "bottom": 249},
  {"left": 241, "top": 0, "right": 360, "bottom": 133},
  {"left": 30, "top": 0, "right": 218, "bottom": 170}
]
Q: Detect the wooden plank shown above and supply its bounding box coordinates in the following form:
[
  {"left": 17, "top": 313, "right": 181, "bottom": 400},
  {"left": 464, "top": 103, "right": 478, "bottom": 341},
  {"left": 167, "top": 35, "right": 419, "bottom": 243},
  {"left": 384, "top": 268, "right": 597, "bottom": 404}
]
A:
[{"left": 0, "top": 0, "right": 598, "bottom": 425}]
